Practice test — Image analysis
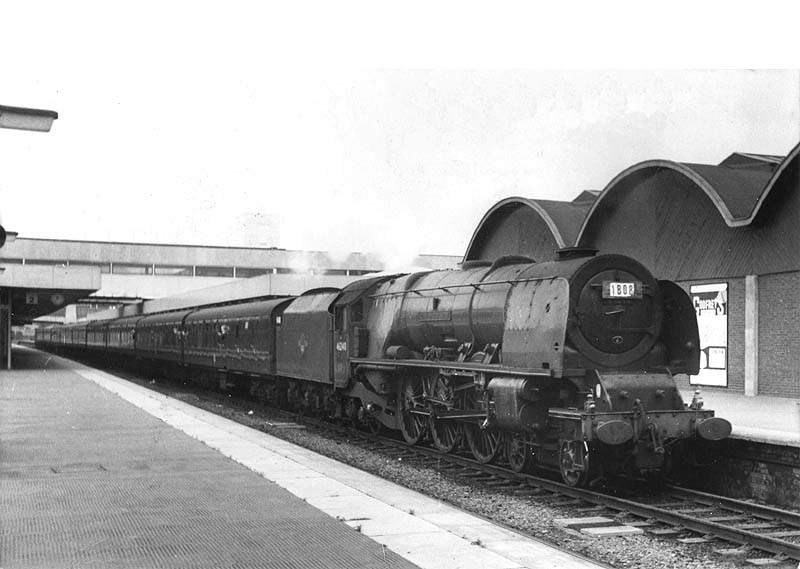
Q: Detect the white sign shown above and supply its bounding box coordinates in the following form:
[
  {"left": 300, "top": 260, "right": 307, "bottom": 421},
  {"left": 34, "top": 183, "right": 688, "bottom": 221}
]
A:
[
  {"left": 609, "top": 282, "right": 635, "bottom": 297},
  {"left": 690, "top": 283, "right": 728, "bottom": 387}
]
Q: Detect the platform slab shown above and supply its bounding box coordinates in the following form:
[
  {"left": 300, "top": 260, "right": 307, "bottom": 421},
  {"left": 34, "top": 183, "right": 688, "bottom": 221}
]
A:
[
  {"left": 555, "top": 517, "right": 616, "bottom": 527},
  {"left": 680, "top": 389, "right": 800, "bottom": 446},
  {"left": 581, "top": 526, "right": 645, "bottom": 537}
]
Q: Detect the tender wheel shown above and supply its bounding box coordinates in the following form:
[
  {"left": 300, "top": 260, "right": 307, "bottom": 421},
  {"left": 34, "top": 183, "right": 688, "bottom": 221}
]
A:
[
  {"left": 364, "top": 412, "right": 383, "bottom": 435},
  {"left": 283, "top": 380, "right": 298, "bottom": 411},
  {"left": 344, "top": 397, "right": 361, "bottom": 427},
  {"left": 356, "top": 403, "right": 384, "bottom": 435},
  {"left": 506, "top": 434, "right": 533, "bottom": 473},
  {"left": 322, "top": 389, "right": 338, "bottom": 419},
  {"left": 427, "top": 375, "right": 461, "bottom": 453},
  {"left": 559, "top": 440, "right": 591, "bottom": 487},
  {"left": 275, "top": 380, "right": 290, "bottom": 410},
  {"left": 399, "top": 376, "right": 427, "bottom": 445}
]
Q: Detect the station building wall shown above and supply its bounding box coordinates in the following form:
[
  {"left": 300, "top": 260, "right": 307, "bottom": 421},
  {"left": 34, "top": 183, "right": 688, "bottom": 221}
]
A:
[{"left": 758, "top": 271, "right": 800, "bottom": 397}]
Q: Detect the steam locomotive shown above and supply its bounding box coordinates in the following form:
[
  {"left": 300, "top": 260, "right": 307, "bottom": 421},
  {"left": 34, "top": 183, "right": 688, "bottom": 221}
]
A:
[{"left": 36, "top": 248, "right": 731, "bottom": 486}]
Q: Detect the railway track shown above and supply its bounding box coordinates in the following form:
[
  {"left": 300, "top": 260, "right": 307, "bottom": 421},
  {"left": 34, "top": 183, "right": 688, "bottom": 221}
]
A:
[{"left": 294, "top": 413, "right": 800, "bottom": 565}]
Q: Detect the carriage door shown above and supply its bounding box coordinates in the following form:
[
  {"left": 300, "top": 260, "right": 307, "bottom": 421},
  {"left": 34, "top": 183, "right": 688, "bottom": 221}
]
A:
[{"left": 333, "top": 305, "right": 349, "bottom": 387}]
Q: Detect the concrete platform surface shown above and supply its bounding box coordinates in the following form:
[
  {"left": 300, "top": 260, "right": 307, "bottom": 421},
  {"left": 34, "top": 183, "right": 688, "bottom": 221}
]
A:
[
  {"left": 1, "top": 346, "right": 606, "bottom": 569},
  {"left": 2, "top": 348, "right": 421, "bottom": 569},
  {"left": 681, "top": 388, "right": 800, "bottom": 446}
]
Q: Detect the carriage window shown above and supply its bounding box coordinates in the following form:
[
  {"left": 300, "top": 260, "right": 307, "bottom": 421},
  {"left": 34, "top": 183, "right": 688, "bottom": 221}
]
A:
[
  {"left": 196, "top": 265, "right": 234, "bottom": 277},
  {"left": 334, "top": 306, "right": 345, "bottom": 331}
]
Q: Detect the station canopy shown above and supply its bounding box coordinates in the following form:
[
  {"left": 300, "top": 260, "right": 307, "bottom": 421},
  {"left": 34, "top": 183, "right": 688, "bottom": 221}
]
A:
[{"left": 0, "top": 234, "right": 101, "bottom": 325}]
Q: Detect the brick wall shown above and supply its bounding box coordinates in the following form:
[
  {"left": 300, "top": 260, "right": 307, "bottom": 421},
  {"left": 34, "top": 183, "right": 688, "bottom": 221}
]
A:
[
  {"left": 726, "top": 278, "right": 745, "bottom": 393},
  {"left": 758, "top": 271, "right": 800, "bottom": 398},
  {"left": 700, "top": 440, "right": 800, "bottom": 508}
]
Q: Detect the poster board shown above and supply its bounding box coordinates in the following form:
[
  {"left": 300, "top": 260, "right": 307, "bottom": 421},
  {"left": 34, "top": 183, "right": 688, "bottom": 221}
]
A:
[{"left": 690, "top": 283, "right": 728, "bottom": 387}]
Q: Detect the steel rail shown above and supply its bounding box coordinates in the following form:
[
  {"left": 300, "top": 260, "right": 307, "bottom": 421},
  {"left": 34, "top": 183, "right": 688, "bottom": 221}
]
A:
[
  {"left": 315, "top": 422, "right": 800, "bottom": 562},
  {"left": 665, "top": 485, "right": 800, "bottom": 528}
]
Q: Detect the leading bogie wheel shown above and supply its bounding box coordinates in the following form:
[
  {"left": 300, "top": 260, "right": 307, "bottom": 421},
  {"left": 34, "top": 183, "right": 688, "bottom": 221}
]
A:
[
  {"left": 506, "top": 434, "right": 534, "bottom": 473},
  {"left": 558, "top": 439, "right": 591, "bottom": 487}
]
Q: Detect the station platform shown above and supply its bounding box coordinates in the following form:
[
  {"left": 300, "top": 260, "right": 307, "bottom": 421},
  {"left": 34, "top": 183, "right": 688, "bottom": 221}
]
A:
[
  {"left": 680, "top": 388, "right": 800, "bottom": 447},
  {"left": 1, "top": 346, "right": 604, "bottom": 569}
]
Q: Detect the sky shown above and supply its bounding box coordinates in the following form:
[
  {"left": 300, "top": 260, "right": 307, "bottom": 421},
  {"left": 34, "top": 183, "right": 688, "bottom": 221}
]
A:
[{"left": 1, "top": 2, "right": 799, "bottom": 268}]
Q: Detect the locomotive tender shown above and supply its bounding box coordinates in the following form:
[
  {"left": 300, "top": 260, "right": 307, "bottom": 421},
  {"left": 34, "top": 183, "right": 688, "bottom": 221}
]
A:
[{"left": 36, "top": 248, "right": 731, "bottom": 486}]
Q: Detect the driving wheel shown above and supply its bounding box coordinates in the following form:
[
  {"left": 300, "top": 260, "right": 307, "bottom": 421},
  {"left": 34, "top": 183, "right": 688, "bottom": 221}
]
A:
[
  {"left": 427, "top": 375, "right": 461, "bottom": 453},
  {"left": 399, "top": 376, "right": 426, "bottom": 445}
]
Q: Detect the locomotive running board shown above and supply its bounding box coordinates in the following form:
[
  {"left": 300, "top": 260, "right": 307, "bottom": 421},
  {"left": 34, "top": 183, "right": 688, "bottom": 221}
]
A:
[{"left": 351, "top": 357, "right": 551, "bottom": 378}]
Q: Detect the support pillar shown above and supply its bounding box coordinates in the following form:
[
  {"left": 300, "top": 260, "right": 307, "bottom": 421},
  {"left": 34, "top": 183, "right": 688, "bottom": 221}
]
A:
[
  {"left": 0, "top": 288, "right": 10, "bottom": 370},
  {"left": 744, "top": 275, "right": 759, "bottom": 396},
  {"left": 65, "top": 304, "right": 78, "bottom": 324}
]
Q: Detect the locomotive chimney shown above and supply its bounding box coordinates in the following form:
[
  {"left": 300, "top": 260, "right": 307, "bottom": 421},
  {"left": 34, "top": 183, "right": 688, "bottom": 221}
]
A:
[{"left": 556, "top": 247, "right": 598, "bottom": 261}]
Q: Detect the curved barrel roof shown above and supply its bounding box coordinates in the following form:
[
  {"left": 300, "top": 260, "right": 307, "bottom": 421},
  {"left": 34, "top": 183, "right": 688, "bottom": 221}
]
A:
[
  {"left": 463, "top": 193, "right": 596, "bottom": 262},
  {"left": 752, "top": 141, "right": 800, "bottom": 223},
  {"left": 576, "top": 158, "right": 776, "bottom": 244},
  {"left": 573, "top": 143, "right": 797, "bottom": 278},
  {"left": 463, "top": 141, "right": 798, "bottom": 279}
]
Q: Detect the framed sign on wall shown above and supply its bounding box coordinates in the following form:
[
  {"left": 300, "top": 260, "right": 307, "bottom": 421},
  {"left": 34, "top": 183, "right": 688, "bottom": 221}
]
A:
[{"left": 690, "top": 283, "right": 728, "bottom": 387}]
